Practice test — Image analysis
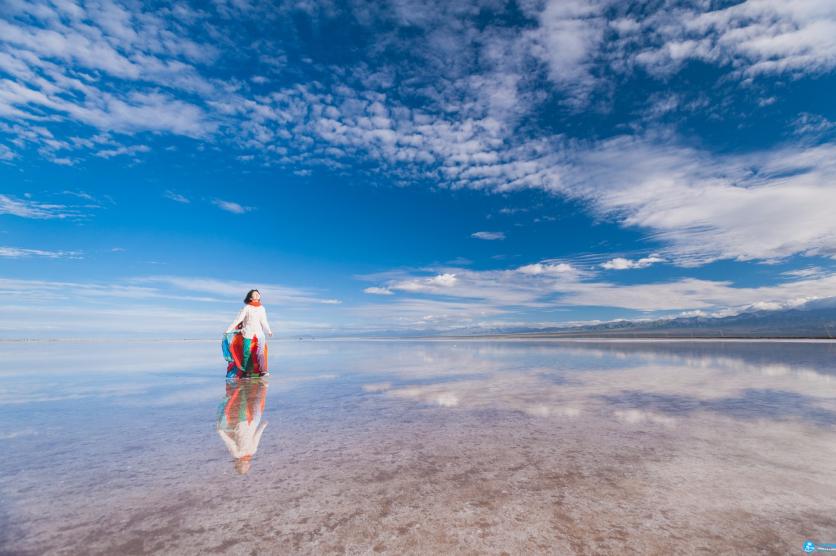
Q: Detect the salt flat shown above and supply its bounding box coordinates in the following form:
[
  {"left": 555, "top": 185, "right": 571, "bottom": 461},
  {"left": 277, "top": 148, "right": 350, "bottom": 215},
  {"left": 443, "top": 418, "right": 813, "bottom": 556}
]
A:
[{"left": 1, "top": 340, "right": 834, "bottom": 555}]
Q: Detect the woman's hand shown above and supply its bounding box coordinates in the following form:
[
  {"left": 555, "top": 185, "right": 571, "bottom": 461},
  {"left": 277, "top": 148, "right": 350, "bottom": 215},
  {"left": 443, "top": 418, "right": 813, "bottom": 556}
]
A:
[{"left": 268, "top": 331, "right": 273, "bottom": 337}]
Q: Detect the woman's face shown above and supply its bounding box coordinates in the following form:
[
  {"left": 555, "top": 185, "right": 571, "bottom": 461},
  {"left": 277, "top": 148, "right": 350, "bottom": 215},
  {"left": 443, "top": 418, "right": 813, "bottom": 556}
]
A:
[{"left": 251, "top": 291, "right": 261, "bottom": 302}]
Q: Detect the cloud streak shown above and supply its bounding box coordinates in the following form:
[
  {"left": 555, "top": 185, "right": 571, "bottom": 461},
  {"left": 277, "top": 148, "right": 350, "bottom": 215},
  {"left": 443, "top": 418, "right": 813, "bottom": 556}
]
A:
[
  {"left": 0, "top": 274, "right": 346, "bottom": 338},
  {"left": 632, "top": 0, "right": 836, "bottom": 78},
  {"left": 601, "top": 256, "right": 664, "bottom": 270},
  {"left": 164, "top": 190, "right": 190, "bottom": 204},
  {"left": 0, "top": 247, "right": 81, "bottom": 259},
  {"left": 212, "top": 199, "right": 252, "bottom": 214},
  {"left": 471, "top": 231, "right": 505, "bottom": 241},
  {"left": 364, "top": 287, "right": 393, "bottom": 296},
  {"left": 0, "top": 194, "right": 82, "bottom": 219}
]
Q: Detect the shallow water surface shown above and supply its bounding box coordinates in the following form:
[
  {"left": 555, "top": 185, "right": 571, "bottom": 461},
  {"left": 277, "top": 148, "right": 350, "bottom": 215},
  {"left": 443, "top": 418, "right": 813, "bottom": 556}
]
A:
[{"left": 1, "top": 339, "right": 835, "bottom": 554}]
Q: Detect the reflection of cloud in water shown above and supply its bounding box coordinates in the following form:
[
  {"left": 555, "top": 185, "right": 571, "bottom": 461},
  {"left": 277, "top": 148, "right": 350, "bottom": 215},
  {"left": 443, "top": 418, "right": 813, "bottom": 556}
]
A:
[
  {"left": 0, "top": 429, "right": 38, "bottom": 440},
  {"left": 0, "top": 381, "right": 155, "bottom": 406},
  {"left": 124, "top": 384, "right": 221, "bottom": 407},
  {"left": 390, "top": 389, "right": 460, "bottom": 407},
  {"left": 524, "top": 404, "right": 580, "bottom": 418},
  {"left": 353, "top": 340, "right": 836, "bottom": 429},
  {"left": 613, "top": 409, "right": 677, "bottom": 427},
  {"left": 602, "top": 389, "right": 836, "bottom": 426},
  {"left": 334, "top": 342, "right": 522, "bottom": 379},
  {"left": 361, "top": 382, "right": 392, "bottom": 393}
]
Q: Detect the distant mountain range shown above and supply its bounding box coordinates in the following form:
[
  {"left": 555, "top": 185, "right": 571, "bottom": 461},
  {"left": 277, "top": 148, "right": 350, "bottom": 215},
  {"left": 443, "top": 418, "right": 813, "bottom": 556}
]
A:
[{"left": 443, "top": 297, "right": 836, "bottom": 339}]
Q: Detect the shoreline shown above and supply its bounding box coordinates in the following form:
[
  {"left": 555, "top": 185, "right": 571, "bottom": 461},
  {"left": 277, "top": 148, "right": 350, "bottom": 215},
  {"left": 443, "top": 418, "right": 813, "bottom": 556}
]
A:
[{"left": 2, "top": 336, "right": 836, "bottom": 343}]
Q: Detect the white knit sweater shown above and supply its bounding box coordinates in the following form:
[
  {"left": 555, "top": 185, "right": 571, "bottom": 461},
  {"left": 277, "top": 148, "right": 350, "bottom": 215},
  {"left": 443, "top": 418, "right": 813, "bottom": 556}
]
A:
[{"left": 226, "top": 304, "right": 272, "bottom": 339}]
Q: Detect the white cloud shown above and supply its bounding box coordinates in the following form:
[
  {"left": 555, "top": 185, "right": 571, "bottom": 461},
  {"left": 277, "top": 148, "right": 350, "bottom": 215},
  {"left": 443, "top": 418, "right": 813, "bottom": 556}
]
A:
[
  {"left": 364, "top": 287, "right": 393, "bottom": 295},
  {"left": 0, "top": 277, "right": 219, "bottom": 304},
  {"left": 389, "top": 273, "right": 460, "bottom": 294},
  {"left": 132, "top": 275, "right": 341, "bottom": 307},
  {"left": 353, "top": 256, "right": 836, "bottom": 331},
  {"left": 429, "top": 273, "right": 458, "bottom": 287},
  {"left": 566, "top": 138, "right": 836, "bottom": 265},
  {"left": 61, "top": 191, "right": 95, "bottom": 201},
  {"left": 212, "top": 199, "right": 252, "bottom": 214},
  {"left": 0, "top": 246, "right": 81, "bottom": 259},
  {"left": 0, "top": 143, "right": 16, "bottom": 161},
  {"left": 0, "top": 0, "right": 218, "bottom": 155},
  {"left": 558, "top": 274, "right": 836, "bottom": 312},
  {"left": 164, "top": 190, "right": 190, "bottom": 204},
  {"left": 0, "top": 194, "right": 78, "bottom": 219},
  {"left": 357, "top": 261, "right": 584, "bottom": 328},
  {"left": 352, "top": 297, "right": 509, "bottom": 332},
  {"left": 601, "top": 256, "right": 664, "bottom": 270},
  {"left": 782, "top": 267, "right": 824, "bottom": 279},
  {"left": 471, "top": 231, "right": 505, "bottom": 240},
  {"left": 793, "top": 113, "right": 835, "bottom": 136},
  {"left": 524, "top": 0, "right": 607, "bottom": 103},
  {"left": 0, "top": 191, "right": 112, "bottom": 221},
  {"left": 95, "top": 144, "right": 150, "bottom": 159},
  {"left": 516, "top": 262, "right": 576, "bottom": 275},
  {"left": 0, "top": 274, "right": 345, "bottom": 338},
  {"left": 632, "top": 0, "right": 836, "bottom": 78}
]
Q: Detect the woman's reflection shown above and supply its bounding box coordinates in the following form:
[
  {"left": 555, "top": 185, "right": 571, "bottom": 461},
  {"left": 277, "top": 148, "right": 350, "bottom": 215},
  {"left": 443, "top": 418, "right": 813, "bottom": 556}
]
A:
[{"left": 216, "top": 378, "right": 269, "bottom": 474}]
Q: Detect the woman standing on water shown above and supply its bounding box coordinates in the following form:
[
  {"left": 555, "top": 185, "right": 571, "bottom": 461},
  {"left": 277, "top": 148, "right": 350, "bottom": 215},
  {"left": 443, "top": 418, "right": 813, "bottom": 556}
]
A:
[{"left": 224, "top": 289, "right": 273, "bottom": 377}]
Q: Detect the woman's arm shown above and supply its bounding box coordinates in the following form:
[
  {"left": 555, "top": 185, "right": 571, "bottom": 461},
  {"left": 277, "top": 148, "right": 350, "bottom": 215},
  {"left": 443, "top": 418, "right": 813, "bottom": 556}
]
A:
[{"left": 226, "top": 306, "right": 247, "bottom": 333}]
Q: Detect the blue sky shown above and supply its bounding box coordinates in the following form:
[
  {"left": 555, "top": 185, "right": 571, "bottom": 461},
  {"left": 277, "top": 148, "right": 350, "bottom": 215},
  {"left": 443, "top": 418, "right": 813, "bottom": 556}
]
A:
[{"left": 1, "top": 0, "right": 836, "bottom": 337}]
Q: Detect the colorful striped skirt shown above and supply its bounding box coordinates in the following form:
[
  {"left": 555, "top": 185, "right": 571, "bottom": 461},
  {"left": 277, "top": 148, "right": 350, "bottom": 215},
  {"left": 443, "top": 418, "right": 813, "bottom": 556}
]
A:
[{"left": 222, "top": 332, "right": 268, "bottom": 378}]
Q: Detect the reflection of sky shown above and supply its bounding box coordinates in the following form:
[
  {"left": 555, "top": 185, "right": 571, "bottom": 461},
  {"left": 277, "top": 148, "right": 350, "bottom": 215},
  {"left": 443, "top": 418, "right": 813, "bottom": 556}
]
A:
[
  {"left": 332, "top": 340, "right": 836, "bottom": 428},
  {"left": 2, "top": 338, "right": 834, "bottom": 440},
  {"left": 1, "top": 340, "right": 835, "bottom": 553}
]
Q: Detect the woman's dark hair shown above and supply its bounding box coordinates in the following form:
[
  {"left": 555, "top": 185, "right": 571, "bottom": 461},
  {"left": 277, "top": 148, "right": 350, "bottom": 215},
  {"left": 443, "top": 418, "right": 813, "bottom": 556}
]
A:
[{"left": 244, "top": 289, "right": 260, "bottom": 304}]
